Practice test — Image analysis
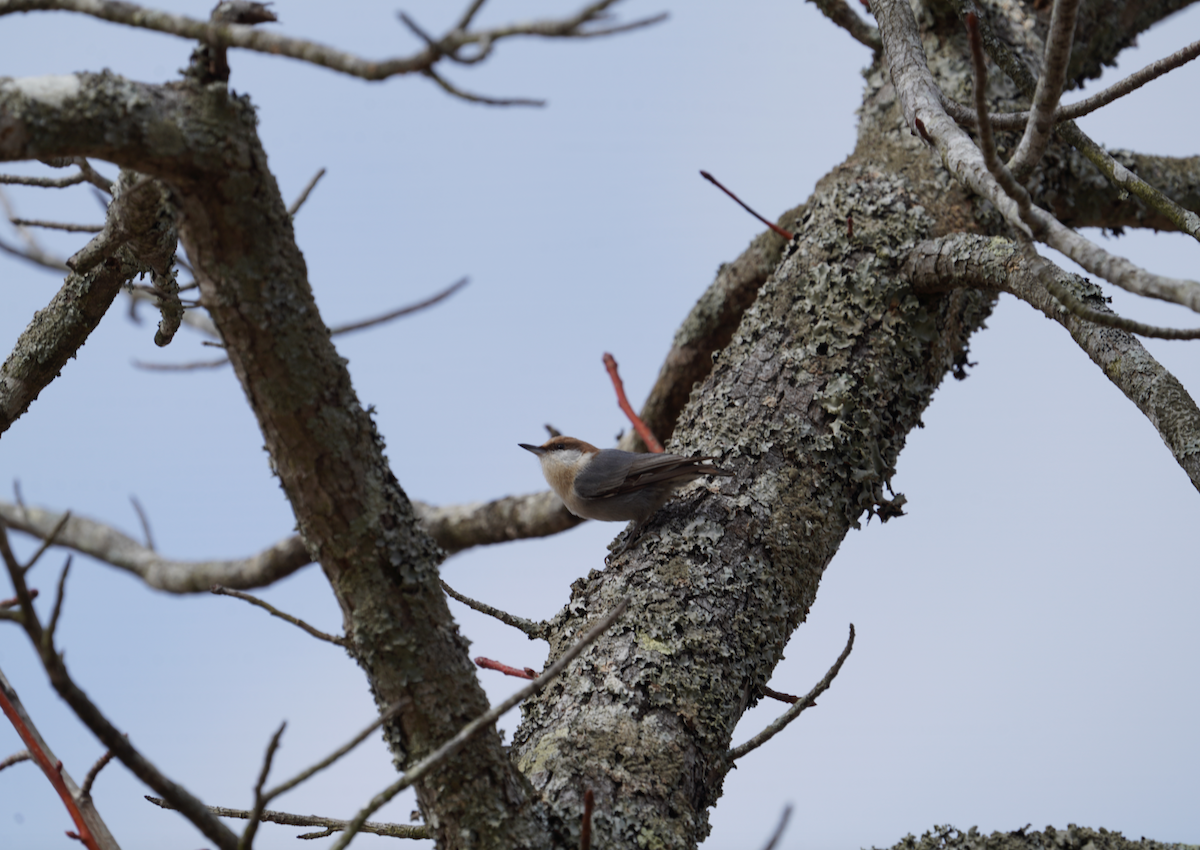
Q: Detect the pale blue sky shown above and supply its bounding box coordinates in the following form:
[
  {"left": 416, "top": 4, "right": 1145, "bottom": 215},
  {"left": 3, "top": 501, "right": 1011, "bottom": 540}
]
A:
[{"left": 1, "top": 2, "right": 1198, "bottom": 848}]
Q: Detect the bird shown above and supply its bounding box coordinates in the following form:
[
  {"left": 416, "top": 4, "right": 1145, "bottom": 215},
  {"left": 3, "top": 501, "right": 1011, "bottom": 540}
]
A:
[{"left": 519, "top": 436, "right": 733, "bottom": 552}]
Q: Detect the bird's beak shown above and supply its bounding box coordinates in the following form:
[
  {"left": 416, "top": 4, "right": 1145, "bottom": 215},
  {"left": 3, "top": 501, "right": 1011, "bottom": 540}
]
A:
[{"left": 518, "top": 443, "right": 546, "bottom": 456}]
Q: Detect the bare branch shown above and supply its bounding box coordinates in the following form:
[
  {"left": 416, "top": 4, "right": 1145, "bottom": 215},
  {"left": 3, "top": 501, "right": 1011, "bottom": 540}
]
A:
[
  {"left": 128, "top": 495, "right": 155, "bottom": 551},
  {"left": 873, "top": 0, "right": 1200, "bottom": 313},
  {"left": 0, "top": 749, "right": 32, "bottom": 772},
  {"left": 44, "top": 555, "right": 71, "bottom": 653},
  {"left": 134, "top": 277, "right": 468, "bottom": 368},
  {"left": 949, "top": 2, "right": 1200, "bottom": 248},
  {"left": 0, "top": 170, "right": 88, "bottom": 188},
  {"left": 1040, "top": 274, "right": 1200, "bottom": 340},
  {"left": 727, "top": 624, "right": 855, "bottom": 762},
  {"left": 0, "top": 492, "right": 583, "bottom": 595},
  {"left": 210, "top": 584, "right": 350, "bottom": 648},
  {"left": 133, "top": 356, "right": 230, "bottom": 371},
  {"left": 0, "top": 230, "right": 70, "bottom": 270},
  {"left": 1007, "top": 0, "right": 1081, "bottom": 180},
  {"left": 287, "top": 167, "right": 326, "bottom": 217},
  {"left": 0, "top": 502, "right": 312, "bottom": 593},
  {"left": 806, "top": 0, "right": 881, "bottom": 52},
  {"left": 328, "top": 597, "right": 632, "bottom": 850},
  {"left": 413, "top": 491, "right": 583, "bottom": 554},
  {"left": 0, "top": 172, "right": 177, "bottom": 435},
  {"left": 946, "top": 37, "right": 1200, "bottom": 130},
  {"left": 329, "top": 277, "right": 469, "bottom": 336},
  {"left": 759, "top": 805, "right": 794, "bottom": 850},
  {"left": 80, "top": 746, "right": 117, "bottom": 798},
  {"left": 0, "top": 0, "right": 665, "bottom": 85},
  {"left": 905, "top": 233, "right": 1200, "bottom": 493},
  {"left": 2, "top": 528, "right": 240, "bottom": 850},
  {"left": 144, "top": 796, "right": 429, "bottom": 840},
  {"left": 9, "top": 218, "right": 102, "bottom": 232},
  {"left": 421, "top": 66, "right": 544, "bottom": 107},
  {"left": 441, "top": 579, "right": 549, "bottom": 640},
  {"left": 262, "top": 701, "right": 406, "bottom": 803},
  {"left": 240, "top": 721, "right": 286, "bottom": 850}
]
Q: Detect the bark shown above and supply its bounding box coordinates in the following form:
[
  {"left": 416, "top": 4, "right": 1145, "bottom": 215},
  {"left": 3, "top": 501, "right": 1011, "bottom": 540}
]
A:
[
  {"left": 0, "top": 72, "right": 547, "bottom": 848},
  {"left": 2, "top": 1, "right": 1196, "bottom": 847}
]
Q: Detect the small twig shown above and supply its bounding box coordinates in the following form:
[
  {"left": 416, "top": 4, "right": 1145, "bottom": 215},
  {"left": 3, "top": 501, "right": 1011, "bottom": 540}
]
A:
[
  {"left": 80, "top": 746, "right": 117, "bottom": 798},
  {"left": 72, "top": 159, "right": 113, "bottom": 194},
  {"left": 44, "top": 556, "right": 72, "bottom": 653},
  {"left": 580, "top": 788, "right": 595, "bottom": 850},
  {"left": 329, "top": 277, "right": 469, "bottom": 336},
  {"left": 1006, "top": 0, "right": 1081, "bottom": 180},
  {"left": 422, "top": 65, "right": 544, "bottom": 106},
  {"left": 759, "top": 684, "right": 800, "bottom": 704},
  {"left": 1039, "top": 262, "right": 1200, "bottom": 340},
  {"left": 699, "top": 171, "right": 794, "bottom": 240},
  {"left": 965, "top": 13, "right": 1037, "bottom": 234},
  {"left": 133, "top": 356, "right": 230, "bottom": 371},
  {"left": 144, "top": 796, "right": 429, "bottom": 840},
  {"left": 287, "top": 167, "right": 326, "bottom": 216},
  {"left": 760, "top": 804, "right": 794, "bottom": 850},
  {"left": 263, "top": 701, "right": 406, "bottom": 803},
  {"left": 946, "top": 37, "right": 1200, "bottom": 130},
  {"left": 328, "top": 597, "right": 632, "bottom": 850},
  {"left": 474, "top": 657, "right": 537, "bottom": 680},
  {"left": 0, "top": 749, "right": 31, "bottom": 772},
  {"left": 9, "top": 218, "right": 102, "bottom": 232},
  {"left": 441, "top": 579, "right": 548, "bottom": 639},
  {"left": 129, "top": 495, "right": 155, "bottom": 552},
  {"left": 727, "top": 624, "right": 855, "bottom": 762},
  {"left": 1, "top": 587, "right": 37, "bottom": 609},
  {"left": 210, "top": 585, "right": 350, "bottom": 648},
  {"left": 603, "top": 353, "right": 664, "bottom": 453},
  {"left": 240, "top": 721, "right": 287, "bottom": 850},
  {"left": 0, "top": 170, "right": 88, "bottom": 188},
  {"left": 22, "top": 510, "right": 72, "bottom": 574},
  {"left": 806, "top": 0, "right": 881, "bottom": 51}
]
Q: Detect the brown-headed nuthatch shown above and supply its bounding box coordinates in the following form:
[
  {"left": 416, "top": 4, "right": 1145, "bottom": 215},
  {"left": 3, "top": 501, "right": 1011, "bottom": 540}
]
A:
[{"left": 519, "top": 436, "right": 732, "bottom": 549}]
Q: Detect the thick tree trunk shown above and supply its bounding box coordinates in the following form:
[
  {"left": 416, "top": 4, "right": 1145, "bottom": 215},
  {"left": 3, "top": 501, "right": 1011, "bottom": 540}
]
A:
[{"left": 2, "top": 1, "right": 1194, "bottom": 847}]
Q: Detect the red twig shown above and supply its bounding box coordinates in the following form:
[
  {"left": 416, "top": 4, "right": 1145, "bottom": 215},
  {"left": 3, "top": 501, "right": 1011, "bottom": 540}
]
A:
[
  {"left": 580, "top": 788, "right": 594, "bottom": 850},
  {"left": 474, "top": 657, "right": 537, "bottom": 680},
  {"left": 699, "top": 171, "right": 794, "bottom": 240},
  {"left": 0, "top": 685, "right": 99, "bottom": 850},
  {"left": 602, "top": 353, "right": 664, "bottom": 453},
  {"left": 1, "top": 587, "right": 38, "bottom": 609}
]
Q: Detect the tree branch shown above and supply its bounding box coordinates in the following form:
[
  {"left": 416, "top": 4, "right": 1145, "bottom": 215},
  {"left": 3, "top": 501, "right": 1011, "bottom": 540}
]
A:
[
  {"left": 726, "top": 624, "right": 855, "bottom": 762},
  {"left": 328, "top": 597, "right": 631, "bottom": 850},
  {"left": 905, "top": 233, "right": 1200, "bottom": 493},
  {"left": 0, "top": 170, "right": 176, "bottom": 435},
  {"left": 144, "top": 796, "right": 429, "bottom": 840},
  {"left": 0, "top": 0, "right": 665, "bottom": 86},
  {"left": 873, "top": 0, "right": 1200, "bottom": 313}
]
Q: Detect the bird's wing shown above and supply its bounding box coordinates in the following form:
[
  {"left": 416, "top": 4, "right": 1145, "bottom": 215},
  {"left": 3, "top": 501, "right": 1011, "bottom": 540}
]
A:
[
  {"left": 575, "top": 452, "right": 727, "bottom": 499},
  {"left": 572, "top": 450, "right": 637, "bottom": 499}
]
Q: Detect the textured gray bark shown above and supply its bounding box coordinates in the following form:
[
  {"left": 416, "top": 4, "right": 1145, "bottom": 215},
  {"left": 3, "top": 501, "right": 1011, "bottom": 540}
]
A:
[{"left": 2, "top": 0, "right": 1198, "bottom": 848}]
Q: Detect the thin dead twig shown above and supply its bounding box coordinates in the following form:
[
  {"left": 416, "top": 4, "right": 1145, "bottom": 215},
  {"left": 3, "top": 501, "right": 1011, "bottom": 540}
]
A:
[
  {"left": 328, "top": 597, "right": 632, "bottom": 850},
  {"left": 287, "top": 167, "right": 326, "bottom": 216},
  {"left": 210, "top": 584, "right": 350, "bottom": 648},
  {"left": 727, "top": 624, "right": 855, "bottom": 762},
  {"left": 441, "top": 579, "right": 549, "bottom": 640},
  {"left": 144, "top": 796, "right": 429, "bottom": 840}
]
